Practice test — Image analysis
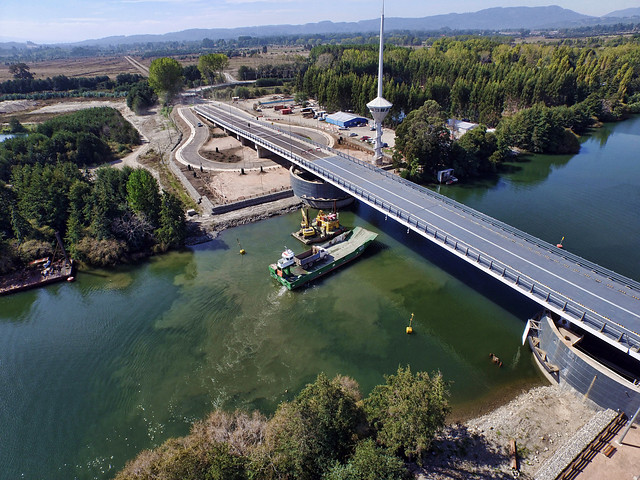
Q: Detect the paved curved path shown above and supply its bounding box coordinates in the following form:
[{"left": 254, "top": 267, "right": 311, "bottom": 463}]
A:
[
  {"left": 177, "top": 106, "right": 331, "bottom": 172},
  {"left": 176, "top": 107, "right": 279, "bottom": 172}
]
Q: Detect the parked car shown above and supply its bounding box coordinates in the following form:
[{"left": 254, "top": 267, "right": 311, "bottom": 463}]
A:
[
  {"left": 370, "top": 125, "right": 376, "bottom": 131},
  {"left": 349, "top": 132, "right": 358, "bottom": 137},
  {"left": 338, "top": 126, "right": 349, "bottom": 130},
  {"left": 197, "top": 122, "right": 203, "bottom": 127}
]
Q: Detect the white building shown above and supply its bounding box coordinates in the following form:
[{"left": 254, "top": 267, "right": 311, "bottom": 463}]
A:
[{"left": 447, "top": 119, "right": 478, "bottom": 139}]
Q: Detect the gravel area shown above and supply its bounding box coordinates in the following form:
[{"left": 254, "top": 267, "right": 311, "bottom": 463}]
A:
[
  {"left": 415, "top": 385, "right": 600, "bottom": 479},
  {"left": 535, "top": 408, "right": 618, "bottom": 480}
]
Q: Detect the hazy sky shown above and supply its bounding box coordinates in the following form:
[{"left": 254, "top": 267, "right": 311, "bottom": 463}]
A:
[{"left": 1, "top": 0, "right": 639, "bottom": 44}]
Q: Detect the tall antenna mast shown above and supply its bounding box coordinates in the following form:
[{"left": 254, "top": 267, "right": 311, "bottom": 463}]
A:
[
  {"left": 366, "top": 0, "right": 392, "bottom": 166},
  {"left": 377, "top": 0, "right": 384, "bottom": 99}
]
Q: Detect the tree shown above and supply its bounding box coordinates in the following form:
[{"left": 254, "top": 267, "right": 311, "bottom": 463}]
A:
[
  {"left": 126, "top": 168, "right": 160, "bottom": 227},
  {"left": 452, "top": 126, "right": 499, "bottom": 177},
  {"left": 8, "top": 63, "right": 33, "bottom": 80},
  {"left": 148, "top": 57, "right": 184, "bottom": 105},
  {"left": 198, "top": 54, "right": 229, "bottom": 85},
  {"left": 202, "top": 38, "right": 215, "bottom": 48},
  {"left": 364, "top": 366, "right": 449, "bottom": 462},
  {"left": 393, "top": 100, "right": 452, "bottom": 182},
  {"left": 254, "top": 373, "right": 364, "bottom": 480},
  {"left": 127, "top": 81, "right": 157, "bottom": 114},
  {"left": 90, "top": 167, "right": 132, "bottom": 240},
  {"left": 233, "top": 86, "right": 251, "bottom": 99},
  {"left": 183, "top": 64, "right": 202, "bottom": 86},
  {"left": 8, "top": 118, "right": 26, "bottom": 133},
  {"left": 324, "top": 439, "right": 409, "bottom": 480},
  {"left": 155, "top": 191, "right": 186, "bottom": 251}
]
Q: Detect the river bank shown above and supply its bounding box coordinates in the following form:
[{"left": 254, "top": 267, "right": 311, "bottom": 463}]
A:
[
  {"left": 418, "top": 384, "right": 599, "bottom": 479},
  {"left": 184, "top": 196, "right": 601, "bottom": 478},
  {"left": 185, "top": 195, "right": 303, "bottom": 245}
]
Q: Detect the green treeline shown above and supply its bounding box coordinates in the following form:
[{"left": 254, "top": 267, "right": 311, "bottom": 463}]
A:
[
  {"left": 0, "top": 73, "right": 143, "bottom": 98},
  {"left": 392, "top": 98, "right": 595, "bottom": 181},
  {"left": 115, "top": 366, "right": 448, "bottom": 480},
  {"left": 238, "top": 62, "right": 307, "bottom": 81},
  {"left": 0, "top": 108, "right": 186, "bottom": 272},
  {"left": 0, "top": 107, "right": 140, "bottom": 181},
  {"left": 298, "top": 38, "right": 640, "bottom": 127},
  {"left": 296, "top": 37, "right": 640, "bottom": 179}
]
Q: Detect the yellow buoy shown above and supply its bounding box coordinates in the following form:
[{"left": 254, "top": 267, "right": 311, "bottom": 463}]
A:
[
  {"left": 406, "top": 313, "right": 414, "bottom": 334},
  {"left": 237, "top": 238, "right": 246, "bottom": 255}
]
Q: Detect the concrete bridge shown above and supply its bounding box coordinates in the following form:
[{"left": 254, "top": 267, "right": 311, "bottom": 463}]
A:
[{"left": 195, "top": 102, "right": 640, "bottom": 362}]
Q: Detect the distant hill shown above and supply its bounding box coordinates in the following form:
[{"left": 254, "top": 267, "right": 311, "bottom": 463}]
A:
[
  {"left": 604, "top": 8, "right": 640, "bottom": 18},
  {"left": 71, "top": 6, "right": 639, "bottom": 47},
  {"left": 4, "top": 5, "right": 640, "bottom": 48}
]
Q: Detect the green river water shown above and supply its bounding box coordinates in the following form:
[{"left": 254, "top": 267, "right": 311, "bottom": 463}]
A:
[{"left": 1, "top": 116, "right": 639, "bottom": 479}]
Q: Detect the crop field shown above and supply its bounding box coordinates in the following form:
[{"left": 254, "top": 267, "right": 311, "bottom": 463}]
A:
[
  {"left": 0, "top": 56, "right": 141, "bottom": 82},
  {"left": 0, "top": 45, "right": 308, "bottom": 83}
]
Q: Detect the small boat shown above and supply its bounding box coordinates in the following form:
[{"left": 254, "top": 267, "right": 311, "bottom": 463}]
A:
[
  {"left": 270, "top": 227, "right": 378, "bottom": 290},
  {"left": 0, "top": 232, "right": 75, "bottom": 296}
]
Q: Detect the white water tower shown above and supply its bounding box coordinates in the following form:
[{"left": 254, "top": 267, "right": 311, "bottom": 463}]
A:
[{"left": 367, "top": 2, "right": 392, "bottom": 166}]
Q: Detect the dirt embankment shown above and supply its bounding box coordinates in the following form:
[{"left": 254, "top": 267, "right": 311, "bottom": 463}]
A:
[{"left": 417, "top": 385, "right": 599, "bottom": 479}]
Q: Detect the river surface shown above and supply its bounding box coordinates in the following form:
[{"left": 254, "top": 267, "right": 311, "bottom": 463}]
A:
[{"left": 1, "top": 116, "right": 639, "bottom": 479}]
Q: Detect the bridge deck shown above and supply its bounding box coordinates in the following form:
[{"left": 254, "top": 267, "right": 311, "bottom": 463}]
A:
[{"left": 195, "top": 103, "right": 640, "bottom": 359}]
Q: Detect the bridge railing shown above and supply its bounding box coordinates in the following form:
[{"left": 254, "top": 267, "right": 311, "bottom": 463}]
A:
[
  {"left": 196, "top": 104, "right": 640, "bottom": 289},
  {"left": 327, "top": 148, "right": 640, "bottom": 293},
  {"left": 195, "top": 105, "right": 640, "bottom": 354},
  {"left": 304, "top": 161, "right": 638, "bottom": 353}
]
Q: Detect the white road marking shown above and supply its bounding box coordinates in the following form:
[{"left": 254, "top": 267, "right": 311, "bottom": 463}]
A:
[
  {"left": 199, "top": 105, "right": 639, "bottom": 326},
  {"left": 319, "top": 156, "right": 640, "bottom": 322}
]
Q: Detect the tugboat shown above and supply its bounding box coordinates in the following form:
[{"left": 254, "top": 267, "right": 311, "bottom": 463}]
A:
[
  {"left": 270, "top": 226, "right": 378, "bottom": 290},
  {"left": 292, "top": 207, "right": 347, "bottom": 245}
]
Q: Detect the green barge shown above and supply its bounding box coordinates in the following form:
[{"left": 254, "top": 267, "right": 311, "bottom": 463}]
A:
[{"left": 269, "top": 226, "right": 378, "bottom": 290}]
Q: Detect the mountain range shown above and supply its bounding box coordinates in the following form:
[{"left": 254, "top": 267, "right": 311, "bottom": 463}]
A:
[{"left": 8, "top": 6, "right": 640, "bottom": 47}]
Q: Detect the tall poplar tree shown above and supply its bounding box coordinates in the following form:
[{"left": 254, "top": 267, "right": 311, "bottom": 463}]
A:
[{"left": 148, "top": 57, "right": 184, "bottom": 105}]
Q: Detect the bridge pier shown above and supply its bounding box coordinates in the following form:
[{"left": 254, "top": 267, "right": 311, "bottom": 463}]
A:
[{"left": 256, "top": 145, "right": 269, "bottom": 159}]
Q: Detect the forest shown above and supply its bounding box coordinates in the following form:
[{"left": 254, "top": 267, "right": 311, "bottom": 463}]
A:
[
  {"left": 0, "top": 108, "right": 186, "bottom": 273},
  {"left": 293, "top": 37, "right": 640, "bottom": 180},
  {"left": 114, "top": 366, "right": 449, "bottom": 480},
  {"left": 298, "top": 37, "right": 640, "bottom": 126}
]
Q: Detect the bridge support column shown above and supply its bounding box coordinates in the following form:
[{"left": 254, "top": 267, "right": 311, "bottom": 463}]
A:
[
  {"left": 256, "top": 145, "right": 268, "bottom": 158},
  {"left": 240, "top": 137, "right": 251, "bottom": 147}
]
